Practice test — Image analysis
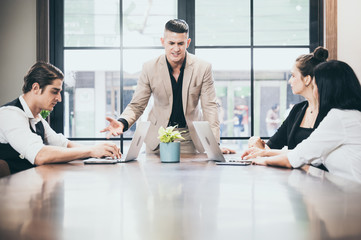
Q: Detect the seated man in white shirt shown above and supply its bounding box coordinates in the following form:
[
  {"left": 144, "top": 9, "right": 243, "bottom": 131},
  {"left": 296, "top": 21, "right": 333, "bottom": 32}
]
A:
[{"left": 0, "top": 62, "right": 121, "bottom": 174}]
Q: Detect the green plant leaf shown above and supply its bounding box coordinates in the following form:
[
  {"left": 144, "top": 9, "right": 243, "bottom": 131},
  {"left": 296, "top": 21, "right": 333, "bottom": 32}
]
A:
[
  {"left": 40, "top": 110, "right": 51, "bottom": 119},
  {"left": 157, "top": 125, "right": 185, "bottom": 143}
]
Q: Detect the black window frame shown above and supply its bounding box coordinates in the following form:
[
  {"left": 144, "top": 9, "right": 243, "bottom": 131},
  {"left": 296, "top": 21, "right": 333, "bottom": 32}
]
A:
[{"left": 49, "top": 0, "right": 323, "bottom": 150}]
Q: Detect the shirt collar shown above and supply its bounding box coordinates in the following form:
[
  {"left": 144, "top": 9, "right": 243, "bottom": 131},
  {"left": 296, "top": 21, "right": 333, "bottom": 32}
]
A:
[
  {"left": 19, "top": 95, "right": 42, "bottom": 124},
  {"left": 166, "top": 54, "right": 187, "bottom": 74}
]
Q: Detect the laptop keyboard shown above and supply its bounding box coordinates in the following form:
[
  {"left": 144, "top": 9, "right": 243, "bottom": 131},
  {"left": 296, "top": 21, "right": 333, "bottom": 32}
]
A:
[{"left": 224, "top": 155, "right": 243, "bottom": 162}]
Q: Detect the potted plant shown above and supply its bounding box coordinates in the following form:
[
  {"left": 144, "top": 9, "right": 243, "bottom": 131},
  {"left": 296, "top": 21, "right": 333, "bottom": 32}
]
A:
[
  {"left": 158, "top": 126, "right": 184, "bottom": 163},
  {"left": 40, "top": 110, "right": 51, "bottom": 119}
]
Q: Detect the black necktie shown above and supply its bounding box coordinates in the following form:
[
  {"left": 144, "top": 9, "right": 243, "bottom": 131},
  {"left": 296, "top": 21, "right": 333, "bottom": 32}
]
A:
[{"left": 35, "top": 122, "right": 45, "bottom": 142}]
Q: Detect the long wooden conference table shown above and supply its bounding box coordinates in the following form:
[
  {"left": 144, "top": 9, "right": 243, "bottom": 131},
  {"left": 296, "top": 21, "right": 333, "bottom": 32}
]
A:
[{"left": 1, "top": 153, "right": 361, "bottom": 240}]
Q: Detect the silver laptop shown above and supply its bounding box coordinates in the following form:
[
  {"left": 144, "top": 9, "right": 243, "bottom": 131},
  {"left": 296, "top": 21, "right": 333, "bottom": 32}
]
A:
[
  {"left": 193, "top": 121, "right": 251, "bottom": 165},
  {"left": 84, "top": 121, "right": 150, "bottom": 164}
]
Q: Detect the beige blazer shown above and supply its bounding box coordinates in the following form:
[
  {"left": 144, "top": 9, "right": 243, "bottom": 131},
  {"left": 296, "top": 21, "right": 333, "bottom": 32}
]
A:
[{"left": 120, "top": 52, "right": 220, "bottom": 152}]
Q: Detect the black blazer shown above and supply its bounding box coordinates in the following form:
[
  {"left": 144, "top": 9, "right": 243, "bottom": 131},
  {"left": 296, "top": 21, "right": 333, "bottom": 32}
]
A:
[{"left": 267, "top": 101, "right": 325, "bottom": 150}]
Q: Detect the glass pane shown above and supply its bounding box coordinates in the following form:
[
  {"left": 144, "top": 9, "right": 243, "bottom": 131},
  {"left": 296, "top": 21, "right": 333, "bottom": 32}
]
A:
[
  {"left": 122, "top": 49, "right": 164, "bottom": 137},
  {"left": 71, "top": 140, "right": 120, "bottom": 147},
  {"left": 220, "top": 139, "right": 249, "bottom": 153},
  {"left": 195, "top": 0, "right": 250, "bottom": 46},
  {"left": 253, "top": 48, "right": 309, "bottom": 137},
  {"left": 196, "top": 49, "right": 251, "bottom": 143},
  {"left": 64, "top": 49, "right": 121, "bottom": 138},
  {"left": 64, "top": 0, "right": 121, "bottom": 47},
  {"left": 254, "top": 0, "right": 309, "bottom": 45},
  {"left": 123, "top": 0, "right": 177, "bottom": 47}
]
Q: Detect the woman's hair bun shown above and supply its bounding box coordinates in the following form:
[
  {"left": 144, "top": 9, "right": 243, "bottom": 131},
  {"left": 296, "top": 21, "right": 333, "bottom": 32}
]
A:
[{"left": 313, "top": 46, "right": 329, "bottom": 62}]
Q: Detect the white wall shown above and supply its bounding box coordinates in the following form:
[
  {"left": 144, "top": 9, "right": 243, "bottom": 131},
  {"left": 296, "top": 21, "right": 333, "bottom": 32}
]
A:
[
  {"left": 338, "top": 0, "right": 361, "bottom": 79},
  {"left": 0, "top": 0, "right": 37, "bottom": 105}
]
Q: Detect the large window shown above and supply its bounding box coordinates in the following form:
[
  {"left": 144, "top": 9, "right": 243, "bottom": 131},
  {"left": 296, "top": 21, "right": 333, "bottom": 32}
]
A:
[{"left": 50, "top": 0, "right": 322, "bottom": 152}]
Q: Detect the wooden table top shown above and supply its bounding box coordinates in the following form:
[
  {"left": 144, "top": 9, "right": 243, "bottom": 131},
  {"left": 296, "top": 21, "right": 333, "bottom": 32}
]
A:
[{"left": 1, "top": 153, "right": 361, "bottom": 240}]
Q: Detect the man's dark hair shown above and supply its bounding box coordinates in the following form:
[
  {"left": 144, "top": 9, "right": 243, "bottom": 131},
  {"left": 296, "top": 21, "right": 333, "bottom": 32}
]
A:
[
  {"left": 23, "top": 62, "right": 64, "bottom": 94},
  {"left": 165, "top": 19, "right": 189, "bottom": 34}
]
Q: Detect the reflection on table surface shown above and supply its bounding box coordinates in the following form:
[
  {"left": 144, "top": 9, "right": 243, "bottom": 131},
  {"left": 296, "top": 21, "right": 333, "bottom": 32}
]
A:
[{"left": 1, "top": 154, "right": 361, "bottom": 240}]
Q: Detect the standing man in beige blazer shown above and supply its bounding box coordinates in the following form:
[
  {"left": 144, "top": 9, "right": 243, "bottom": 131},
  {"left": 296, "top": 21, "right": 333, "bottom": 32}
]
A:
[{"left": 102, "top": 19, "right": 234, "bottom": 154}]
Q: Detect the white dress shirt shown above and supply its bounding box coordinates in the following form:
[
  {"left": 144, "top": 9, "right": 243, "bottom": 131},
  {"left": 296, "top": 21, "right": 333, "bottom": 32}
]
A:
[
  {"left": 0, "top": 96, "right": 68, "bottom": 164},
  {"left": 288, "top": 109, "right": 361, "bottom": 183}
]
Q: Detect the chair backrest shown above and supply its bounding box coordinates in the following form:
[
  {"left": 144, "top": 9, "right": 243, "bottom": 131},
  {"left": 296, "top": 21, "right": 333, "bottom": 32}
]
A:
[{"left": 0, "top": 159, "right": 11, "bottom": 178}]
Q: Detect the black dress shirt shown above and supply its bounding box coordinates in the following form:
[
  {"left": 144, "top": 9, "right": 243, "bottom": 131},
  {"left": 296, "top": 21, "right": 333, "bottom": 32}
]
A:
[
  {"left": 166, "top": 56, "right": 187, "bottom": 128},
  {"left": 118, "top": 56, "right": 188, "bottom": 131}
]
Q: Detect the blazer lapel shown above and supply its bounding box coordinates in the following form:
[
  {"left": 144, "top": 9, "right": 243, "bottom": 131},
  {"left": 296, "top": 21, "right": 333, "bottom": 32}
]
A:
[
  {"left": 159, "top": 55, "right": 173, "bottom": 101},
  {"left": 288, "top": 102, "right": 308, "bottom": 147},
  {"left": 182, "top": 52, "right": 194, "bottom": 114}
]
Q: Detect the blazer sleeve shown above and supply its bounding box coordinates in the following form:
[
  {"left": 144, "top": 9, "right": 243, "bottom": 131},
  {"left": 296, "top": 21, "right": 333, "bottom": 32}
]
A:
[
  {"left": 119, "top": 63, "right": 152, "bottom": 127},
  {"left": 199, "top": 63, "right": 220, "bottom": 142}
]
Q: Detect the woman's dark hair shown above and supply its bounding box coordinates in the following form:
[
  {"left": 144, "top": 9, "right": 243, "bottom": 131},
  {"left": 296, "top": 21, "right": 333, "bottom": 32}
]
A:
[
  {"left": 296, "top": 46, "right": 329, "bottom": 78},
  {"left": 23, "top": 62, "right": 64, "bottom": 94},
  {"left": 165, "top": 19, "right": 189, "bottom": 34},
  {"left": 314, "top": 60, "right": 361, "bottom": 113}
]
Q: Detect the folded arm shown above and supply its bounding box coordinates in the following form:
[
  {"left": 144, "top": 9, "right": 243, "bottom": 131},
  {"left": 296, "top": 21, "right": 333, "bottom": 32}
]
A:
[
  {"left": 242, "top": 147, "right": 286, "bottom": 160},
  {"left": 248, "top": 136, "right": 269, "bottom": 149},
  {"left": 252, "top": 153, "right": 293, "bottom": 168}
]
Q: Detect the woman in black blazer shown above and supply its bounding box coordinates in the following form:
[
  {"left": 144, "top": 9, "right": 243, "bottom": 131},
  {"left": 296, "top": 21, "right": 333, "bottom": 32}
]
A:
[{"left": 244, "top": 47, "right": 329, "bottom": 156}]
